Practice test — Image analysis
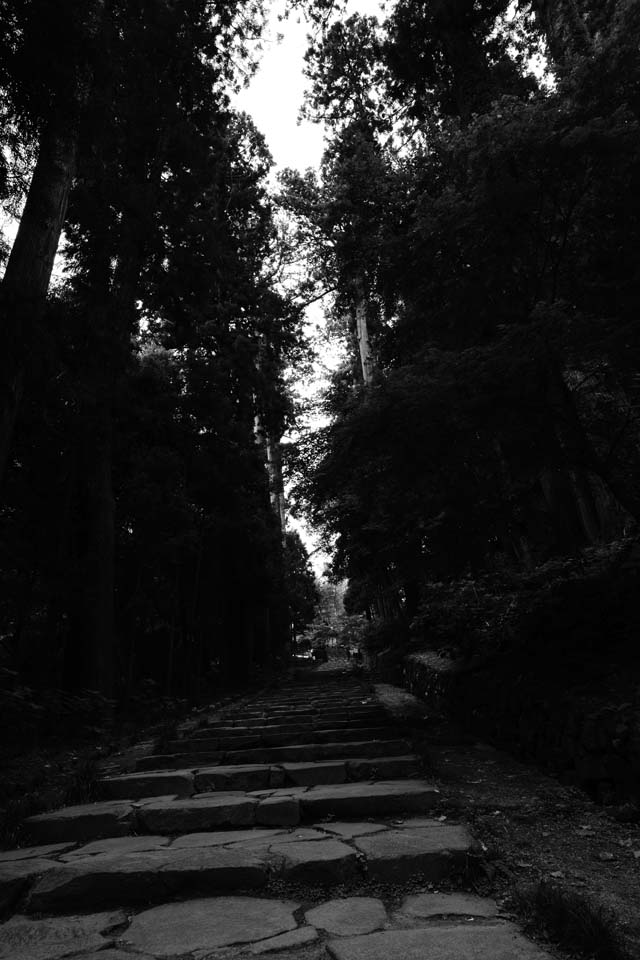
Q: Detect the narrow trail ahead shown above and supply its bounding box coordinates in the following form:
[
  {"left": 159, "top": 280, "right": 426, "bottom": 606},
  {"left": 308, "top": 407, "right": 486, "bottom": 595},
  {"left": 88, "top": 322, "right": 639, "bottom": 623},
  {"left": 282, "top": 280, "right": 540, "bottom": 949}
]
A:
[{"left": 0, "top": 669, "right": 553, "bottom": 959}]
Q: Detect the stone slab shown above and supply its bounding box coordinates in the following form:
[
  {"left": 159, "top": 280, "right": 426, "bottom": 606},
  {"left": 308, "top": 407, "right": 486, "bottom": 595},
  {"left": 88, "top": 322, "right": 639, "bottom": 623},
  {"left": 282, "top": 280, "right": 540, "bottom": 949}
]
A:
[
  {"left": 326, "top": 924, "right": 553, "bottom": 960},
  {"left": 192, "top": 726, "right": 252, "bottom": 738},
  {"left": 286, "top": 741, "right": 414, "bottom": 762},
  {"left": 100, "top": 771, "right": 194, "bottom": 800},
  {"left": 346, "top": 757, "right": 421, "bottom": 781},
  {"left": 138, "top": 795, "right": 257, "bottom": 833},
  {"left": 172, "top": 829, "right": 285, "bottom": 848},
  {"left": 24, "top": 801, "right": 134, "bottom": 843},
  {"left": 354, "top": 826, "right": 472, "bottom": 882},
  {"left": 0, "top": 911, "right": 125, "bottom": 960},
  {"left": 136, "top": 752, "right": 220, "bottom": 771},
  {"left": 270, "top": 766, "right": 287, "bottom": 788},
  {"left": 250, "top": 927, "right": 319, "bottom": 953},
  {"left": 271, "top": 839, "right": 358, "bottom": 885},
  {"left": 256, "top": 796, "right": 300, "bottom": 827},
  {"left": 72, "top": 952, "right": 154, "bottom": 960},
  {"left": 194, "top": 764, "right": 272, "bottom": 793},
  {"left": 324, "top": 823, "right": 387, "bottom": 839},
  {"left": 72, "top": 951, "right": 154, "bottom": 960},
  {"left": 306, "top": 898, "right": 387, "bottom": 936},
  {"left": 398, "top": 893, "right": 498, "bottom": 918},
  {"left": 26, "top": 847, "right": 267, "bottom": 913},
  {"left": 61, "top": 835, "right": 170, "bottom": 860},
  {"left": 0, "top": 858, "right": 60, "bottom": 911},
  {"left": 226, "top": 740, "right": 412, "bottom": 765},
  {"left": 125, "top": 896, "right": 298, "bottom": 955},
  {"left": 266, "top": 828, "right": 329, "bottom": 843},
  {"left": 314, "top": 728, "right": 400, "bottom": 744},
  {"left": 301, "top": 780, "right": 440, "bottom": 820},
  {"left": 0, "top": 843, "right": 74, "bottom": 863},
  {"left": 282, "top": 761, "right": 347, "bottom": 786}
]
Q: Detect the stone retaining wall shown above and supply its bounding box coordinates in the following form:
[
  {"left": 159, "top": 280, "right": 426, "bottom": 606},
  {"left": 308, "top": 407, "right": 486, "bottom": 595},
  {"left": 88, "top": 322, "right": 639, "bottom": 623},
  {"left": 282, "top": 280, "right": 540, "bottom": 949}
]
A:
[{"left": 403, "top": 650, "right": 640, "bottom": 806}]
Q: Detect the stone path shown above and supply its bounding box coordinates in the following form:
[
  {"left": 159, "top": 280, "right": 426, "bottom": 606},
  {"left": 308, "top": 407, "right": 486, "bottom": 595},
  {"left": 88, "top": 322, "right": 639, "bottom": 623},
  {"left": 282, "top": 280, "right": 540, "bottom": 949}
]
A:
[{"left": 0, "top": 671, "right": 556, "bottom": 958}]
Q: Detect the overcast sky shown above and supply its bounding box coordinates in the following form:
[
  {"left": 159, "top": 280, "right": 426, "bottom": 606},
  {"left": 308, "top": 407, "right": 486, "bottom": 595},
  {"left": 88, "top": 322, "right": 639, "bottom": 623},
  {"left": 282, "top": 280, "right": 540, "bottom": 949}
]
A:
[
  {"left": 234, "top": 0, "right": 384, "bottom": 175},
  {"left": 234, "top": 0, "right": 389, "bottom": 574}
]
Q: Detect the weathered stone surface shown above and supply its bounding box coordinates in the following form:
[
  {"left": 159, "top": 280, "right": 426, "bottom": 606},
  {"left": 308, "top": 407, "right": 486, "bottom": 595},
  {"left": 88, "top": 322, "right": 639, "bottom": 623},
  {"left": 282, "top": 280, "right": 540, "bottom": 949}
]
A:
[
  {"left": 72, "top": 951, "right": 153, "bottom": 960},
  {"left": 136, "top": 752, "right": 221, "bottom": 771},
  {"left": 306, "top": 898, "right": 387, "bottom": 936},
  {"left": 281, "top": 741, "right": 413, "bottom": 763},
  {"left": 315, "top": 728, "right": 399, "bottom": 744},
  {"left": 132, "top": 794, "right": 181, "bottom": 805},
  {"left": 0, "top": 910, "right": 124, "bottom": 960},
  {"left": 0, "top": 859, "right": 59, "bottom": 911},
  {"left": 268, "top": 828, "right": 328, "bottom": 843},
  {"left": 272, "top": 839, "right": 358, "bottom": 885},
  {"left": 72, "top": 952, "right": 154, "bottom": 960},
  {"left": 346, "top": 756, "right": 421, "bottom": 781},
  {"left": 61, "top": 835, "right": 170, "bottom": 860},
  {"left": 249, "top": 926, "right": 319, "bottom": 953},
  {"left": 138, "top": 795, "right": 257, "bottom": 833},
  {"left": 354, "top": 826, "right": 472, "bottom": 881},
  {"left": 100, "top": 771, "right": 194, "bottom": 800},
  {"left": 282, "top": 761, "right": 346, "bottom": 786},
  {"left": 172, "top": 829, "right": 285, "bottom": 848},
  {"left": 262, "top": 723, "right": 313, "bottom": 737},
  {"left": 192, "top": 726, "right": 252, "bottom": 738},
  {"left": 125, "top": 897, "right": 298, "bottom": 955},
  {"left": 26, "top": 846, "right": 267, "bottom": 913},
  {"left": 269, "top": 766, "right": 287, "bottom": 788},
  {"left": 397, "top": 893, "right": 498, "bottom": 918},
  {"left": 227, "top": 740, "right": 412, "bottom": 765},
  {"left": 324, "top": 823, "right": 386, "bottom": 839},
  {"left": 0, "top": 843, "right": 74, "bottom": 862},
  {"left": 301, "top": 780, "right": 440, "bottom": 820},
  {"left": 194, "top": 764, "right": 271, "bottom": 793},
  {"left": 250, "top": 786, "right": 309, "bottom": 798},
  {"left": 326, "top": 924, "right": 554, "bottom": 960},
  {"left": 24, "top": 801, "right": 134, "bottom": 843},
  {"left": 256, "top": 796, "right": 300, "bottom": 827}
]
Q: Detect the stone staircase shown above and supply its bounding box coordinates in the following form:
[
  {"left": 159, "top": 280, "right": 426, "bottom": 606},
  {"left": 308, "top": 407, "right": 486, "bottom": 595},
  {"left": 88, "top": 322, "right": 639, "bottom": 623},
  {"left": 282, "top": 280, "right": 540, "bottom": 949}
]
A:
[{"left": 0, "top": 671, "right": 554, "bottom": 958}]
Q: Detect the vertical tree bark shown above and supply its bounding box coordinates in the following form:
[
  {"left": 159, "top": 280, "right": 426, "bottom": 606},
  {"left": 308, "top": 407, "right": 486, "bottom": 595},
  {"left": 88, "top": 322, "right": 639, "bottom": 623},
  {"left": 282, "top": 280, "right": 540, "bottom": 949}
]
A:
[
  {"left": 355, "top": 295, "right": 374, "bottom": 386},
  {"left": 79, "top": 400, "right": 116, "bottom": 695},
  {"left": 0, "top": 0, "right": 106, "bottom": 487},
  {"left": 0, "top": 121, "right": 77, "bottom": 483},
  {"left": 265, "top": 432, "right": 287, "bottom": 541}
]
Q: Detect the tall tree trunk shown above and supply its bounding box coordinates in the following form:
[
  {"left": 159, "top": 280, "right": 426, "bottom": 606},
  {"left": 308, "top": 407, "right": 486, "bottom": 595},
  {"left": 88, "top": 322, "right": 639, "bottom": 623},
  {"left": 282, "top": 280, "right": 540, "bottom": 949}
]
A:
[
  {"left": 0, "top": 0, "right": 106, "bottom": 487},
  {"left": 0, "top": 121, "right": 77, "bottom": 483},
  {"left": 265, "top": 432, "right": 287, "bottom": 540},
  {"left": 355, "top": 294, "right": 374, "bottom": 386},
  {"left": 78, "top": 400, "right": 116, "bottom": 695}
]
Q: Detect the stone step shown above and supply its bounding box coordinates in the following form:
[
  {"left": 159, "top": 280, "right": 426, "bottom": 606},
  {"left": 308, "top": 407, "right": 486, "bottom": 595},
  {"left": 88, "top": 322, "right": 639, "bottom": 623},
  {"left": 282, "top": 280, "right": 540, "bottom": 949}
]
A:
[
  {"left": 102, "top": 755, "right": 423, "bottom": 798},
  {"left": 145, "top": 739, "right": 414, "bottom": 770},
  {"left": 163, "top": 727, "right": 406, "bottom": 756},
  {"left": 136, "top": 751, "right": 222, "bottom": 771},
  {"left": 7, "top": 817, "right": 472, "bottom": 915},
  {"left": 203, "top": 716, "right": 386, "bottom": 733},
  {"left": 25, "top": 780, "right": 440, "bottom": 842},
  {"left": 224, "top": 738, "right": 413, "bottom": 765},
  {"left": 183, "top": 726, "right": 403, "bottom": 750},
  {"left": 327, "top": 924, "right": 553, "bottom": 960},
  {"left": 0, "top": 895, "right": 553, "bottom": 957},
  {"left": 218, "top": 707, "right": 386, "bottom": 724}
]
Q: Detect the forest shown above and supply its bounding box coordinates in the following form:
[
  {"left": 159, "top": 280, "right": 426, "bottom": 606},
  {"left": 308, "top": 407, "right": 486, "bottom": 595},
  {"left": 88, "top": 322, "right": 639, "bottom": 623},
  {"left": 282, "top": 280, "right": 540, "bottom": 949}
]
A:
[{"left": 1, "top": 0, "right": 639, "bottom": 728}]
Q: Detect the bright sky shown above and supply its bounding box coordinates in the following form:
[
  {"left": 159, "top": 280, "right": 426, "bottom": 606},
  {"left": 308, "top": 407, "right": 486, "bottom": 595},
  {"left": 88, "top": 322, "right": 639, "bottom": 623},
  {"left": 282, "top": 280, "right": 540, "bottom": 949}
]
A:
[
  {"left": 234, "top": 0, "right": 389, "bottom": 575},
  {"left": 234, "top": 0, "right": 385, "bottom": 175}
]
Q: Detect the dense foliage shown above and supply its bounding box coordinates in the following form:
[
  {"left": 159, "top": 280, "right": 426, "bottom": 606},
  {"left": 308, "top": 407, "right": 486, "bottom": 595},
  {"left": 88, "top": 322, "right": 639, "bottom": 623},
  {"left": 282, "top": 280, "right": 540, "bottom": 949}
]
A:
[
  {"left": 287, "top": 0, "right": 640, "bottom": 651},
  {"left": 0, "top": 0, "right": 318, "bottom": 706}
]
